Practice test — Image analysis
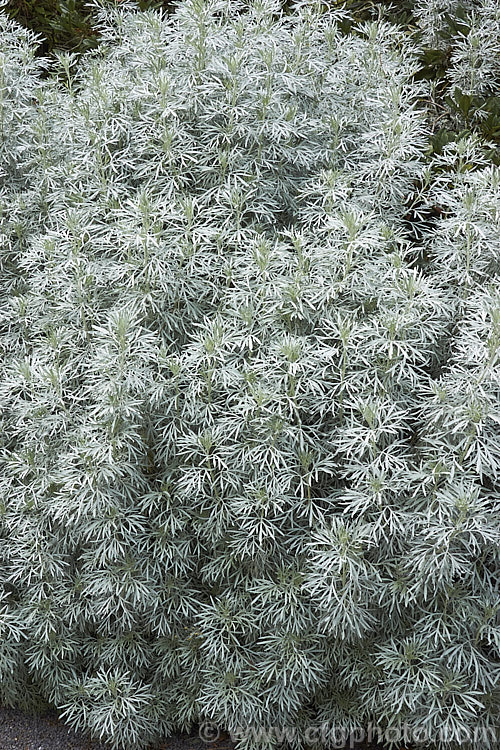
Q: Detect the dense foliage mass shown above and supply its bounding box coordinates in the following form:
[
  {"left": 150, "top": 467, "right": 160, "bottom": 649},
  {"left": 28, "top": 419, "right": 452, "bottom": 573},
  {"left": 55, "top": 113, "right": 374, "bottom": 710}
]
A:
[
  {"left": 413, "top": 0, "right": 500, "bottom": 160},
  {"left": 0, "top": 1, "right": 499, "bottom": 749}
]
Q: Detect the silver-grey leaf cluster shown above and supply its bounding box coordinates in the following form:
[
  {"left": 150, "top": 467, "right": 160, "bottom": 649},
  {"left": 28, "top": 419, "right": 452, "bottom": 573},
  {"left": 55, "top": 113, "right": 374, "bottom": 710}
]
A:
[{"left": 0, "top": 1, "right": 499, "bottom": 749}]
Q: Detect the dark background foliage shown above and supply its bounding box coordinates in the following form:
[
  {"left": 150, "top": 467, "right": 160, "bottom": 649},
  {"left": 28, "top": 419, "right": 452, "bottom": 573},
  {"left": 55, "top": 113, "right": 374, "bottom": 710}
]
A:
[
  {"left": 4, "top": 0, "right": 99, "bottom": 54},
  {"left": 3, "top": 0, "right": 173, "bottom": 54}
]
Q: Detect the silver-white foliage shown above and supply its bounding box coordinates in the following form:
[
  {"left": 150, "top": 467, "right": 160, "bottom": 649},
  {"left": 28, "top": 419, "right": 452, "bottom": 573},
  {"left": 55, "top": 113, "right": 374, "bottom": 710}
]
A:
[
  {"left": 412, "top": 0, "right": 476, "bottom": 50},
  {"left": 0, "top": 1, "right": 499, "bottom": 749},
  {"left": 413, "top": 0, "right": 500, "bottom": 96},
  {"left": 446, "top": 0, "right": 500, "bottom": 97}
]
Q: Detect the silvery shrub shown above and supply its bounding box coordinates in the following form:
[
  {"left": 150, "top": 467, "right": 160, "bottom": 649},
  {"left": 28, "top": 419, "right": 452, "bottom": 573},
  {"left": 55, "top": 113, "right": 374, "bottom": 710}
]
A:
[
  {"left": 414, "top": 0, "right": 500, "bottom": 96},
  {"left": 0, "top": 1, "right": 499, "bottom": 748}
]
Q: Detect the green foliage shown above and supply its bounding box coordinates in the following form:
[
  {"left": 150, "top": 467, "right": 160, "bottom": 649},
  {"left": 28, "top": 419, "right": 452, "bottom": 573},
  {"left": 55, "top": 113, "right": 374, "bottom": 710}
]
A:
[
  {"left": 3, "top": 0, "right": 175, "bottom": 53},
  {"left": 415, "top": 46, "right": 451, "bottom": 85},
  {"left": 442, "top": 90, "right": 500, "bottom": 159},
  {"left": 3, "top": 0, "right": 98, "bottom": 53}
]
